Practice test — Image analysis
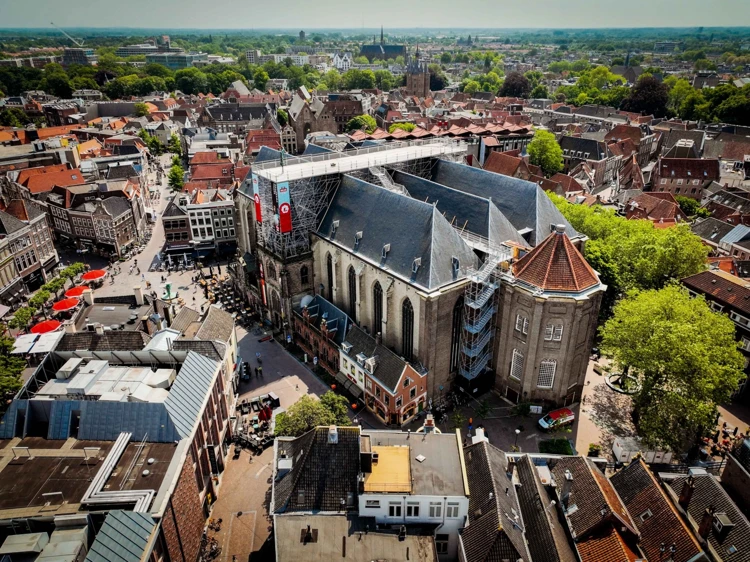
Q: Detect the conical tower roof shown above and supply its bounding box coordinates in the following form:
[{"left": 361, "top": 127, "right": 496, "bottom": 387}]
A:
[{"left": 512, "top": 225, "right": 599, "bottom": 292}]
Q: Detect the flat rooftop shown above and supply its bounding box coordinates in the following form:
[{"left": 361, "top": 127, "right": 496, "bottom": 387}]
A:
[
  {"left": 254, "top": 140, "right": 466, "bottom": 183},
  {"left": 0, "top": 439, "right": 174, "bottom": 520},
  {"left": 363, "top": 446, "right": 411, "bottom": 493},
  {"left": 76, "top": 301, "right": 152, "bottom": 331},
  {"left": 362, "top": 430, "right": 466, "bottom": 497},
  {"left": 274, "top": 514, "right": 436, "bottom": 562}
]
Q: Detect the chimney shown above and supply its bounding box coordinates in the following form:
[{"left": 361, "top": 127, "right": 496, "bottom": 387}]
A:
[
  {"left": 375, "top": 331, "right": 382, "bottom": 345},
  {"left": 472, "top": 427, "right": 489, "bottom": 444},
  {"left": 555, "top": 223, "right": 566, "bottom": 234},
  {"left": 678, "top": 475, "right": 695, "bottom": 510},
  {"left": 134, "top": 286, "right": 145, "bottom": 306},
  {"left": 94, "top": 323, "right": 104, "bottom": 335},
  {"left": 82, "top": 288, "right": 94, "bottom": 306},
  {"left": 698, "top": 507, "right": 715, "bottom": 540},
  {"left": 561, "top": 469, "right": 573, "bottom": 509},
  {"left": 63, "top": 322, "right": 76, "bottom": 333},
  {"left": 506, "top": 456, "right": 516, "bottom": 477},
  {"left": 424, "top": 414, "right": 435, "bottom": 433},
  {"left": 328, "top": 425, "right": 338, "bottom": 445}
]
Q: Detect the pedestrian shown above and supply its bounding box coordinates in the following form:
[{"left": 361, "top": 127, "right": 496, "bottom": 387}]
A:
[
  {"left": 258, "top": 367, "right": 263, "bottom": 377},
  {"left": 254, "top": 367, "right": 258, "bottom": 377}
]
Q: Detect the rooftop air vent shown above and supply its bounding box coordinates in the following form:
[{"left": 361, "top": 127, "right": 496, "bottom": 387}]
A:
[
  {"left": 382, "top": 244, "right": 391, "bottom": 259},
  {"left": 331, "top": 220, "right": 339, "bottom": 234},
  {"left": 412, "top": 258, "right": 421, "bottom": 274}
]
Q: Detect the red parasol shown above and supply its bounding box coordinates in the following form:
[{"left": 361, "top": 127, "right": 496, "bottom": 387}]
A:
[
  {"left": 52, "top": 298, "right": 80, "bottom": 312},
  {"left": 30, "top": 319, "right": 62, "bottom": 334},
  {"left": 81, "top": 269, "right": 107, "bottom": 282},
  {"left": 65, "top": 285, "right": 89, "bottom": 298}
]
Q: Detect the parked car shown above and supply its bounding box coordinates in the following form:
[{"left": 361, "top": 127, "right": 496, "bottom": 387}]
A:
[{"left": 538, "top": 407, "right": 575, "bottom": 431}]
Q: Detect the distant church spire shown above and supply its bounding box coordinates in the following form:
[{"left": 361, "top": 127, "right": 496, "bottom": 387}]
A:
[{"left": 380, "top": 26, "right": 384, "bottom": 45}]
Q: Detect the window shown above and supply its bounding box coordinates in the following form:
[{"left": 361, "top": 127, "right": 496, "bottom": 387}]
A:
[
  {"left": 402, "top": 298, "right": 414, "bottom": 361},
  {"left": 396, "top": 396, "right": 402, "bottom": 408},
  {"left": 538, "top": 359, "right": 557, "bottom": 388},
  {"left": 553, "top": 325, "right": 563, "bottom": 341},
  {"left": 446, "top": 503, "right": 460, "bottom": 518},
  {"left": 300, "top": 265, "right": 309, "bottom": 285},
  {"left": 677, "top": 179, "right": 683, "bottom": 185},
  {"left": 326, "top": 253, "right": 334, "bottom": 300},
  {"left": 375, "top": 386, "right": 381, "bottom": 398},
  {"left": 410, "top": 387, "right": 416, "bottom": 399},
  {"left": 639, "top": 509, "right": 653, "bottom": 522},
  {"left": 372, "top": 281, "right": 383, "bottom": 334},
  {"left": 388, "top": 503, "right": 402, "bottom": 517},
  {"left": 435, "top": 535, "right": 449, "bottom": 555},
  {"left": 510, "top": 349, "right": 524, "bottom": 381},
  {"left": 406, "top": 502, "right": 420, "bottom": 517},
  {"left": 348, "top": 266, "right": 357, "bottom": 323},
  {"left": 403, "top": 378, "right": 411, "bottom": 388},
  {"left": 366, "top": 379, "right": 372, "bottom": 390},
  {"left": 365, "top": 500, "right": 380, "bottom": 509},
  {"left": 429, "top": 502, "right": 442, "bottom": 518},
  {"left": 660, "top": 178, "right": 667, "bottom": 184},
  {"left": 268, "top": 262, "right": 277, "bottom": 280},
  {"left": 450, "top": 296, "right": 463, "bottom": 372},
  {"left": 384, "top": 395, "right": 390, "bottom": 406},
  {"left": 515, "top": 314, "right": 528, "bottom": 335}
]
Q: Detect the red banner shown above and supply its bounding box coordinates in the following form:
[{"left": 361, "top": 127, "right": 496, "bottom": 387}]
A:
[
  {"left": 277, "top": 181, "right": 292, "bottom": 233},
  {"left": 252, "top": 174, "right": 262, "bottom": 223}
]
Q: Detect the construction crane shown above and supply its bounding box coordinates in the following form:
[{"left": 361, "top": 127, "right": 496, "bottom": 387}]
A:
[{"left": 50, "top": 22, "right": 85, "bottom": 47}]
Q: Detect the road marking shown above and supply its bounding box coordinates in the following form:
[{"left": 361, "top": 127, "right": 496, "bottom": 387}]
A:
[
  {"left": 255, "top": 462, "right": 271, "bottom": 478},
  {"left": 525, "top": 433, "right": 539, "bottom": 440}
]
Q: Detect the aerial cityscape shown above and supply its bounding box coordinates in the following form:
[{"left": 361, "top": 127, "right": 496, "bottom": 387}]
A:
[{"left": 0, "top": 3, "right": 749, "bottom": 561}]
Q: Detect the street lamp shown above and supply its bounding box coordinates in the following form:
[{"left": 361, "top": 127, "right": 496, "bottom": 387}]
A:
[{"left": 514, "top": 428, "right": 521, "bottom": 447}]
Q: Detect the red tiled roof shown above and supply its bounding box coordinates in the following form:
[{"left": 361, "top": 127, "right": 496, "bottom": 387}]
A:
[
  {"left": 549, "top": 173, "right": 583, "bottom": 193},
  {"left": 604, "top": 124, "right": 642, "bottom": 144},
  {"left": 483, "top": 151, "right": 523, "bottom": 177},
  {"left": 190, "top": 164, "right": 233, "bottom": 180},
  {"left": 189, "top": 152, "right": 220, "bottom": 165},
  {"left": 682, "top": 269, "right": 750, "bottom": 316},
  {"left": 16, "top": 164, "right": 69, "bottom": 185},
  {"left": 513, "top": 229, "right": 599, "bottom": 292},
  {"left": 35, "top": 125, "right": 83, "bottom": 140},
  {"left": 22, "top": 168, "right": 85, "bottom": 194},
  {"left": 657, "top": 158, "right": 721, "bottom": 181},
  {"left": 576, "top": 527, "right": 640, "bottom": 562}
]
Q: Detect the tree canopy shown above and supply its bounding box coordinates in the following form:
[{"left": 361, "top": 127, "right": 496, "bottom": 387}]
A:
[
  {"left": 0, "top": 335, "right": 25, "bottom": 404},
  {"left": 388, "top": 122, "right": 416, "bottom": 133},
  {"left": 620, "top": 75, "right": 670, "bottom": 117},
  {"left": 134, "top": 102, "right": 151, "bottom": 117},
  {"left": 600, "top": 285, "right": 744, "bottom": 451},
  {"left": 345, "top": 114, "right": 377, "bottom": 133},
  {"left": 168, "top": 165, "right": 185, "bottom": 191},
  {"left": 549, "top": 193, "right": 708, "bottom": 317},
  {"left": 499, "top": 71, "right": 531, "bottom": 98},
  {"left": 527, "top": 130, "right": 563, "bottom": 176},
  {"left": 274, "top": 392, "right": 351, "bottom": 437}
]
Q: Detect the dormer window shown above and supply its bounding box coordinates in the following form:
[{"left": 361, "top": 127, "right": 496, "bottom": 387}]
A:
[
  {"left": 382, "top": 243, "right": 391, "bottom": 260},
  {"left": 354, "top": 231, "right": 362, "bottom": 250},
  {"left": 331, "top": 220, "right": 339, "bottom": 235},
  {"left": 412, "top": 258, "right": 421, "bottom": 274}
]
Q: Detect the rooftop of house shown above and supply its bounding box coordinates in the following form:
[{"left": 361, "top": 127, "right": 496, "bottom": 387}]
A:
[
  {"left": 460, "top": 440, "right": 530, "bottom": 562},
  {"left": 20, "top": 168, "right": 85, "bottom": 194},
  {"left": 363, "top": 429, "right": 466, "bottom": 497},
  {"left": 513, "top": 226, "right": 600, "bottom": 293},
  {"left": 76, "top": 297, "right": 153, "bottom": 332},
  {"left": 682, "top": 269, "right": 750, "bottom": 316},
  {"left": 0, "top": 438, "right": 175, "bottom": 520},
  {"left": 657, "top": 157, "right": 721, "bottom": 180},
  {"left": 691, "top": 217, "right": 737, "bottom": 244},
  {"left": 341, "top": 326, "right": 412, "bottom": 394},
  {"left": 294, "top": 295, "right": 352, "bottom": 347},
  {"left": 274, "top": 514, "right": 436, "bottom": 562},
  {"left": 194, "top": 304, "right": 234, "bottom": 343},
  {"left": 610, "top": 459, "right": 703, "bottom": 562},
  {"left": 661, "top": 471, "right": 750, "bottom": 562}
]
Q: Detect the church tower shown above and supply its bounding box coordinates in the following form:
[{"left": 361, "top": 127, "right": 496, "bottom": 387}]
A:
[{"left": 405, "top": 45, "right": 430, "bottom": 98}]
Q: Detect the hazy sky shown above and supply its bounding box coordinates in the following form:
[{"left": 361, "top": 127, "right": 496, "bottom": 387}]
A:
[{"left": 2, "top": 0, "right": 749, "bottom": 29}]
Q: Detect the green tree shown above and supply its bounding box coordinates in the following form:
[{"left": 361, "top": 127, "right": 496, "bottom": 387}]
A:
[
  {"left": 0, "top": 335, "right": 25, "bottom": 400},
  {"left": 667, "top": 78, "right": 694, "bottom": 113},
  {"left": 134, "top": 102, "right": 151, "bottom": 117},
  {"left": 167, "top": 133, "right": 182, "bottom": 156},
  {"left": 354, "top": 55, "right": 369, "bottom": 64},
  {"left": 253, "top": 68, "right": 269, "bottom": 91},
  {"left": 388, "top": 122, "right": 416, "bottom": 133},
  {"left": 8, "top": 307, "right": 33, "bottom": 331},
  {"left": 600, "top": 285, "right": 744, "bottom": 451},
  {"left": 60, "top": 262, "right": 86, "bottom": 281},
  {"left": 440, "top": 52, "right": 452, "bottom": 64},
  {"left": 675, "top": 195, "right": 701, "bottom": 216},
  {"left": 277, "top": 108, "right": 288, "bottom": 126},
  {"left": 70, "top": 76, "right": 99, "bottom": 91},
  {"left": 620, "top": 75, "right": 670, "bottom": 117},
  {"left": 0, "top": 107, "right": 29, "bottom": 128},
  {"left": 168, "top": 165, "right": 184, "bottom": 191},
  {"left": 463, "top": 80, "right": 481, "bottom": 94},
  {"left": 345, "top": 114, "right": 377, "bottom": 133},
  {"left": 527, "top": 130, "right": 563, "bottom": 176},
  {"left": 174, "top": 67, "right": 208, "bottom": 95},
  {"left": 274, "top": 392, "right": 352, "bottom": 437},
  {"left": 28, "top": 290, "right": 51, "bottom": 312},
  {"left": 529, "top": 84, "right": 549, "bottom": 99}
]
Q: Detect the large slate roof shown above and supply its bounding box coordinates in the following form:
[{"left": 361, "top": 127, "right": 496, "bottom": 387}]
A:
[
  {"left": 392, "top": 170, "right": 526, "bottom": 246},
  {"left": 55, "top": 332, "right": 151, "bottom": 352},
  {"left": 195, "top": 305, "right": 234, "bottom": 343},
  {"left": 274, "top": 426, "right": 361, "bottom": 513},
  {"left": 318, "top": 175, "right": 478, "bottom": 290},
  {"left": 294, "top": 294, "right": 352, "bottom": 346},
  {"left": 429, "top": 159, "right": 579, "bottom": 246}
]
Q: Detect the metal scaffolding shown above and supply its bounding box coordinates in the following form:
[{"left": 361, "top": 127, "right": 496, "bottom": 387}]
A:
[
  {"left": 256, "top": 172, "right": 341, "bottom": 259},
  {"left": 458, "top": 245, "right": 511, "bottom": 382}
]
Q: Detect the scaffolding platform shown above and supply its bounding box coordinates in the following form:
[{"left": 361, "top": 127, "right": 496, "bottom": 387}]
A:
[{"left": 253, "top": 139, "right": 466, "bottom": 183}]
